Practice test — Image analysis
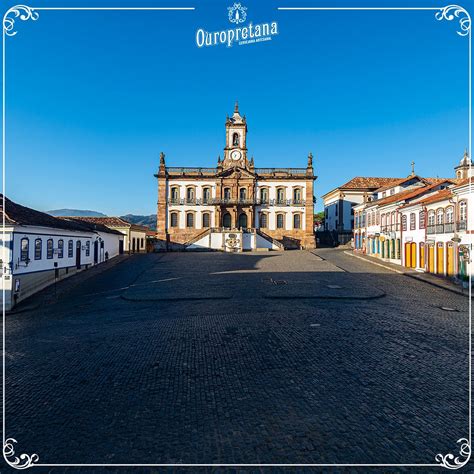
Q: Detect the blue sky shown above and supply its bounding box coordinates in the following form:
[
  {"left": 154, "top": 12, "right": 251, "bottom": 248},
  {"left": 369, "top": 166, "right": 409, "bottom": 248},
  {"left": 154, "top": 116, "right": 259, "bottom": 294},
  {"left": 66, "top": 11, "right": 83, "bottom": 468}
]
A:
[{"left": 4, "top": 0, "right": 470, "bottom": 214}]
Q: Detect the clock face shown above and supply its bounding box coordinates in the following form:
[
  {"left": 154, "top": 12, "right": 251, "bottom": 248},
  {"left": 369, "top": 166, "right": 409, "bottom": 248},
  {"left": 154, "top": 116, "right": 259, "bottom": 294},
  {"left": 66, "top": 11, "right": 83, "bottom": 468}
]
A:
[{"left": 231, "top": 150, "right": 241, "bottom": 161}]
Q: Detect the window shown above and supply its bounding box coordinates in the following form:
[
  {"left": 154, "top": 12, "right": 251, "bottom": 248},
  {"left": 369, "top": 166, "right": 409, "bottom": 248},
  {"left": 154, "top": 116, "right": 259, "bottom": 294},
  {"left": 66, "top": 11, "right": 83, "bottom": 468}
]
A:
[
  {"left": 428, "top": 210, "right": 435, "bottom": 226},
  {"left": 170, "top": 187, "right": 179, "bottom": 202},
  {"left": 239, "top": 188, "right": 247, "bottom": 201},
  {"left": 47, "top": 239, "right": 53, "bottom": 259},
  {"left": 170, "top": 212, "right": 178, "bottom": 227},
  {"left": 401, "top": 215, "right": 407, "bottom": 231},
  {"left": 277, "top": 188, "right": 285, "bottom": 203},
  {"left": 293, "top": 214, "right": 301, "bottom": 229},
  {"left": 202, "top": 187, "right": 210, "bottom": 203},
  {"left": 390, "top": 188, "right": 395, "bottom": 195},
  {"left": 293, "top": 188, "right": 302, "bottom": 203},
  {"left": 260, "top": 188, "right": 268, "bottom": 203},
  {"left": 223, "top": 187, "right": 231, "bottom": 200},
  {"left": 85, "top": 241, "right": 90, "bottom": 256},
  {"left": 34, "top": 238, "right": 42, "bottom": 260},
  {"left": 410, "top": 213, "right": 416, "bottom": 230},
  {"left": 186, "top": 213, "right": 194, "bottom": 228},
  {"left": 232, "top": 132, "right": 239, "bottom": 147},
  {"left": 260, "top": 213, "right": 268, "bottom": 228},
  {"left": 419, "top": 211, "right": 426, "bottom": 229},
  {"left": 459, "top": 201, "right": 467, "bottom": 221},
  {"left": 202, "top": 213, "right": 210, "bottom": 228},
  {"left": 238, "top": 213, "right": 248, "bottom": 229},
  {"left": 186, "top": 187, "right": 195, "bottom": 203},
  {"left": 436, "top": 208, "right": 444, "bottom": 224},
  {"left": 445, "top": 206, "right": 454, "bottom": 224},
  {"left": 68, "top": 240, "right": 73, "bottom": 258},
  {"left": 58, "top": 239, "right": 64, "bottom": 258},
  {"left": 20, "top": 238, "right": 29, "bottom": 262},
  {"left": 141, "top": 238, "right": 144, "bottom": 248},
  {"left": 277, "top": 214, "right": 285, "bottom": 229},
  {"left": 382, "top": 192, "right": 386, "bottom": 198}
]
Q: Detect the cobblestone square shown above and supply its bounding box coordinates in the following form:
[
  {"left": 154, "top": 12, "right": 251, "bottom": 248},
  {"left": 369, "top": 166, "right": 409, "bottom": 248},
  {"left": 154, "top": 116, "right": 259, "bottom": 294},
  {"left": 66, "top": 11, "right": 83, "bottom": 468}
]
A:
[{"left": 4, "top": 249, "right": 469, "bottom": 468}]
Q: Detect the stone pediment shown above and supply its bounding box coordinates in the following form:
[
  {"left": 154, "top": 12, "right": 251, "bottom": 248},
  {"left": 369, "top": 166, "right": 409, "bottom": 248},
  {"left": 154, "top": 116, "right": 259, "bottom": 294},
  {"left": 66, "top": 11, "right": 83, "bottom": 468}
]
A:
[{"left": 216, "top": 166, "right": 255, "bottom": 179}]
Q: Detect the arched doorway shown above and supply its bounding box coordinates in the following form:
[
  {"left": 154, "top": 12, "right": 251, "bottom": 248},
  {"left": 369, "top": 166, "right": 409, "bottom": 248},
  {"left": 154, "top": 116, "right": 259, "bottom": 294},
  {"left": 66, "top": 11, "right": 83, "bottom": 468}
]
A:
[
  {"left": 222, "top": 212, "right": 232, "bottom": 228},
  {"left": 238, "top": 213, "right": 248, "bottom": 229},
  {"left": 446, "top": 242, "right": 455, "bottom": 276},
  {"left": 405, "top": 242, "right": 411, "bottom": 267},
  {"left": 410, "top": 242, "right": 417, "bottom": 268},
  {"left": 428, "top": 244, "right": 435, "bottom": 273}
]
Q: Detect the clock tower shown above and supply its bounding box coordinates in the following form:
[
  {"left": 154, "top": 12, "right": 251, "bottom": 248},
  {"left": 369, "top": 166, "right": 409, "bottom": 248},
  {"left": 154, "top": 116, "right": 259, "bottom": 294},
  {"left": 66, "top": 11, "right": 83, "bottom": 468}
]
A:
[{"left": 222, "top": 101, "right": 248, "bottom": 169}]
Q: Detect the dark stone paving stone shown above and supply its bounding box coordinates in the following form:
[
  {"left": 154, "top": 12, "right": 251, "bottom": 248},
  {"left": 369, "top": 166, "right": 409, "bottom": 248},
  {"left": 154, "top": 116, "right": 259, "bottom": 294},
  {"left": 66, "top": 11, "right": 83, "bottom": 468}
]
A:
[{"left": 3, "top": 250, "right": 469, "bottom": 468}]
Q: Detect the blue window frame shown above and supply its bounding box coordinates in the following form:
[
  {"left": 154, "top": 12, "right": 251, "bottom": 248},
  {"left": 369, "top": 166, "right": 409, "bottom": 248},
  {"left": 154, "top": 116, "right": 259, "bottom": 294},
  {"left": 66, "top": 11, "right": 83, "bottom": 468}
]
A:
[
  {"left": 20, "top": 238, "right": 29, "bottom": 262},
  {"left": 68, "top": 240, "right": 73, "bottom": 258},
  {"left": 85, "top": 241, "right": 90, "bottom": 257},
  {"left": 47, "top": 239, "right": 53, "bottom": 259},
  {"left": 34, "top": 238, "right": 42, "bottom": 260},
  {"left": 58, "top": 239, "right": 64, "bottom": 258}
]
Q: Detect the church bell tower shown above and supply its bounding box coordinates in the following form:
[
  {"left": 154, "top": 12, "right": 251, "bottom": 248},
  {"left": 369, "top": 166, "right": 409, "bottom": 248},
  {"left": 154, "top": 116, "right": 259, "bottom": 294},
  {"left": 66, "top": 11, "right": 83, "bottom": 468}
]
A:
[{"left": 222, "top": 101, "right": 248, "bottom": 169}]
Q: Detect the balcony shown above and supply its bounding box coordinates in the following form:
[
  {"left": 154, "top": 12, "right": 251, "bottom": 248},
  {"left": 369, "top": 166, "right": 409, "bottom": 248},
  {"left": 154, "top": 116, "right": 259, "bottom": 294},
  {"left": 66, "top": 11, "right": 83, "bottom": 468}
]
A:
[
  {"left": 427, "top": 225, "right": 436, "bottom": 234},
  {"left": 457, "top": 220, "right": 467, "bottom": 231},
  {"left": 166, "top": 198, "right": 307, "bottom": 206}
]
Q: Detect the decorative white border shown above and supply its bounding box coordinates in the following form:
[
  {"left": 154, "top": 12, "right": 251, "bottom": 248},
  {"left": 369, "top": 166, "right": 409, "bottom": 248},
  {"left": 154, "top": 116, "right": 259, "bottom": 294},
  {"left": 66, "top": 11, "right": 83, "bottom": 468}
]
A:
[{"left": 2, "top": 4, "right": 471, "bottom": 469}]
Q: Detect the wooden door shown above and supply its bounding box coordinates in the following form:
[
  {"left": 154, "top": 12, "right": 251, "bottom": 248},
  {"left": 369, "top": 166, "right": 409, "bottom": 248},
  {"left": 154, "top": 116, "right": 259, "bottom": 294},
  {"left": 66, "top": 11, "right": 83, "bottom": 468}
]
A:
[
  {"left": 410, "top": 243, "right": 417, "bottom": 268},
  {"left": 405, "top": 243, "right": 411, "bottom": 267},
  {"left": 428, "top": 244, "right": 435, "bottom": 273},
  {"left": 437, "top": 243, "right": 444, "bottom": 274},
  {"left": 419, "top": 243, "right": 425, "bottom": 269},
  {"left": 446, "top": 242, "right": 455, "bottom": 276}
]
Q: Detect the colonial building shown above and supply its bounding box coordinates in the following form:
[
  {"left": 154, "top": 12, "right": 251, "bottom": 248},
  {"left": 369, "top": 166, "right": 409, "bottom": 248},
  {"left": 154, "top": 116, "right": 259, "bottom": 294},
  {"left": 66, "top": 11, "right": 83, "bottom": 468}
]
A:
[
  {"left": 321, "top": 176, "right": 402, "bottom": 232},
  {"left": 1, "top": 195, "right": 124, "bottom": 311},
  {"left": 63, "top": 217, "right": 149, "bottom": 253},
  {"left": 155, "top": 103, "right": 316, "bottom": 251}
]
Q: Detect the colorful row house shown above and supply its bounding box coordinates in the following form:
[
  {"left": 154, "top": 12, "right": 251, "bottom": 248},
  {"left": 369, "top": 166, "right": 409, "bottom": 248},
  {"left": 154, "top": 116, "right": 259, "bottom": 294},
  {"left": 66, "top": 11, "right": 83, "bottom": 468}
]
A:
[{"left": 352, "top": 152, "right": 473, "bottom": 284}]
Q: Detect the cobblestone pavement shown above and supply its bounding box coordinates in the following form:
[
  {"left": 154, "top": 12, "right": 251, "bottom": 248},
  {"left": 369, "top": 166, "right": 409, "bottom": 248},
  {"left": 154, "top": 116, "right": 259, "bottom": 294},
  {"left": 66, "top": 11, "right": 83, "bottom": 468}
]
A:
[{"left": 3, "top": 249, "right": 470, "bottom": 471}]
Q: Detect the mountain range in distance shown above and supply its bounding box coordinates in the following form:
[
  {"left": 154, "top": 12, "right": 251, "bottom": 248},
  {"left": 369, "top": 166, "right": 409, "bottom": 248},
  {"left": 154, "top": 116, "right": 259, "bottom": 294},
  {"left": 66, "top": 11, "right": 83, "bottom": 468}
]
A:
[{"left": 47, "top": 209, "right": 157, "bottom": 230}]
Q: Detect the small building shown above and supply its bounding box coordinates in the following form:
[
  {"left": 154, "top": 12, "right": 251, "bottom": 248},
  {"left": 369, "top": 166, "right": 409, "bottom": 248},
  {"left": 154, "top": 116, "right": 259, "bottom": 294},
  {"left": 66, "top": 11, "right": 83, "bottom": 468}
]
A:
[
  {"left": 1, "top": 195, "right": 124, "bottom": 311},
  {"left": 321, "top": 177, "right": 402, "bottom": 233},
  {"left": 62, "top": 217, "right": 149, "bottom": 253}
]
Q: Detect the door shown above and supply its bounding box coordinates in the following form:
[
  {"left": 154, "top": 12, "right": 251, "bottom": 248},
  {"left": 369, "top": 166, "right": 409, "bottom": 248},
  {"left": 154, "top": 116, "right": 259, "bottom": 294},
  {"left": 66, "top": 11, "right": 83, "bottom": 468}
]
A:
[
  {"left": 238, "top": 213, "right": 247, "bottom": 229},
  {"left": 132, "top": 238, "right": 136, "bottom": 253},
  {"left": 405, "top": 243, "right": 411, "bottom": 267},
  {"left": 76, "top": 241, "right": 81, "bottom": 269},
  {"left": 419, "top": 243, "right": 425, "bottom": 269},
  {"left": 410, "top": 243, "right": 417, "bottom": 268},
  {"left": 222, "top": 212, "right": 232, "bottom": 229},
  {"left": 93, "top": 241, "right": 98, "bottom": 264},
  {"left": 446, "top": 242, "right": 455, "bottom": 276},
  {"left": 119, "top": 240, "right": 124, "bottom": 255},
  {"left": 436, "top": 242, "right": 444, "bottom": 274},
  {"left": 428, "top": 244, "right": 435, "bottom": 273}
]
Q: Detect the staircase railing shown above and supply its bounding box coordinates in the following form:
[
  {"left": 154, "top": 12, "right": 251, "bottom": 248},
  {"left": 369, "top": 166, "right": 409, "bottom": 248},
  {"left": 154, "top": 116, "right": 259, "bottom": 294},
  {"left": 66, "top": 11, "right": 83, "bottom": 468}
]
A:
[
  {"left": 184, "top": 228, "right": 212, "bottom": 247},
  {"left": 255, "top": 229, "right": 284, "bottom": 250}
]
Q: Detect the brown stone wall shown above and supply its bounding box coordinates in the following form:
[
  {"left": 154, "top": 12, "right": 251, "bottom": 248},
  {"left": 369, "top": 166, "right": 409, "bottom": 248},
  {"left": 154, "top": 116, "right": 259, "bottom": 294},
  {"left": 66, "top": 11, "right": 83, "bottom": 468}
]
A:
[{"left": 156, "top": 176, "right": 167, "bottom": 241}]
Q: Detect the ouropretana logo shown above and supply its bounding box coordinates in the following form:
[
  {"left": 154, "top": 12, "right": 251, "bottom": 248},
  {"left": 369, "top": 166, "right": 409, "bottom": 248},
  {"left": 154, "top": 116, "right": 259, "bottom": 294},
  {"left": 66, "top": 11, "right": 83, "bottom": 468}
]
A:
[{"left": 196, "top": 3, "right": 278, "bottom": 48}]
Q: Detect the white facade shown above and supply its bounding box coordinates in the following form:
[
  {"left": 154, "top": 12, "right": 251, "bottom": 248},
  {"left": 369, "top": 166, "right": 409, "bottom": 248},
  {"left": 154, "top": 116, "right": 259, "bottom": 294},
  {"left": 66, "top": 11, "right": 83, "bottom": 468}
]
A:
[{"left": 2, "top": 222, "right": 124, "bottom": 311}]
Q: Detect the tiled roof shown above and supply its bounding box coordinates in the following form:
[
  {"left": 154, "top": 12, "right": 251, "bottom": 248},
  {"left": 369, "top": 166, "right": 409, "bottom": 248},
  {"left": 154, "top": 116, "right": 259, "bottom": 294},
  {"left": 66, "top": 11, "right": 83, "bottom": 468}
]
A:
[
  {"left": 374, "top": 180, "right": 452, "bottom": 207},
  {"left": 57, "top": 217, "right": 124, "bottom": 236},
  {"left": 413, "top": 188, "right": 453, "bottom": 206},
  {"left": 61, "top": 216, "right": 149, "bottom": 232},
  {"left": 60, "top": 216, "right": 130, "bottom": 227},
  {"left": 339, "top": 177, "right": 402, "bottom": 189},
  {"left": 1, "top": 194, "right": 91, "bottom": 232}
]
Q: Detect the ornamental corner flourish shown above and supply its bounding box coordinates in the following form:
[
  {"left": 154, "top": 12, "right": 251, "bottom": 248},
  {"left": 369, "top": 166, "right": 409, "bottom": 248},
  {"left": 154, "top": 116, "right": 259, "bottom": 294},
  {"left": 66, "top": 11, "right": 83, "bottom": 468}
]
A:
[
  {"left": 3, "top": 438, "right": 39, "bottom": 470},
  {"left": 435, "top": 438, "right": 471, "bottom": 470},
  {"left": 435, "top": 4, "right": 471, "bottom": 36},
  {"left": 3, "top": 5, "right": 39, "bottom": 37}
]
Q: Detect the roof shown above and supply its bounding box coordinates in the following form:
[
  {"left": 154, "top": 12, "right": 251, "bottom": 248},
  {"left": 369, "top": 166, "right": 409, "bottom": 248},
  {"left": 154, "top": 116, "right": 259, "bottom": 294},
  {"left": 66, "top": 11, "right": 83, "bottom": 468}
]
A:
[
  {"left": 321, "top": 177, "right": 402, "bottom": 199},
  {"left": 340, "top": 177, "right": 402, "bottom": 190},
  {"left": 1, "top": 194, "right": 92, "bottom": 232},
  {"left": 62, "top": 216, "right": 149, "bottom": 232},
  {"left": 412, "top": 188, "right": 453, "bottom": 206},
  {"left": 57, "top": 217, "right": 124, "bottom": 236},
  {"left": 372, "top": 180, "right": 453, "bottom": 207}
]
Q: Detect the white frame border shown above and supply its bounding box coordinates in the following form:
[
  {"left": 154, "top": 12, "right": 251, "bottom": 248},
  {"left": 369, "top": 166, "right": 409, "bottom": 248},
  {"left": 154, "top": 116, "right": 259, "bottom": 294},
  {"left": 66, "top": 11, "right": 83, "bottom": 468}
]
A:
[{"left": 1, "top": 4, "right": 472, "bottom": 470}]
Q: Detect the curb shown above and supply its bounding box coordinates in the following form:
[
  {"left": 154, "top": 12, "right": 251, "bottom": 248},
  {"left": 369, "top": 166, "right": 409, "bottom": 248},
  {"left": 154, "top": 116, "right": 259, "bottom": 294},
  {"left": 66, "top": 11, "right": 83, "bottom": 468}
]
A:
[{"left": 344, "top": 251, "right": 468, "bottom": 297}]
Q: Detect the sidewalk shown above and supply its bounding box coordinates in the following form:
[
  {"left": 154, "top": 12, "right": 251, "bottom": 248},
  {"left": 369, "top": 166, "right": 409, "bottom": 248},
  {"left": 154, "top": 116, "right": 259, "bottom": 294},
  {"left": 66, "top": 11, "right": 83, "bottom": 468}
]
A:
[
  {"left": 8, "top": 254, "right": 131, "bottom": 314},
  {"left": 344, "top": 250, "right": 471, "bottom": 297}
]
